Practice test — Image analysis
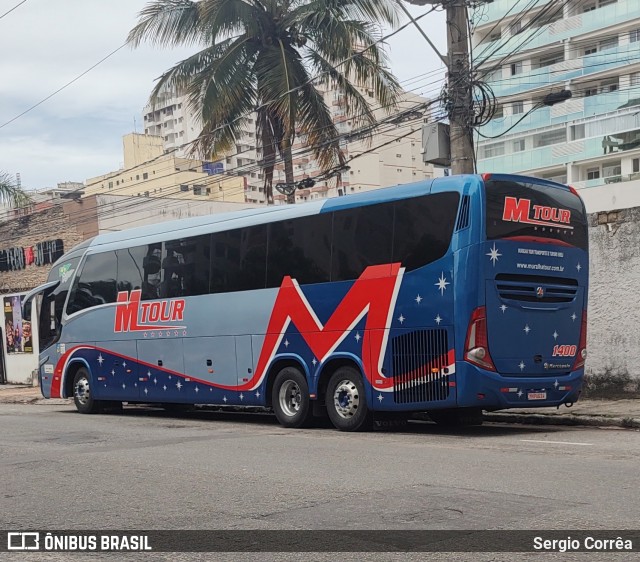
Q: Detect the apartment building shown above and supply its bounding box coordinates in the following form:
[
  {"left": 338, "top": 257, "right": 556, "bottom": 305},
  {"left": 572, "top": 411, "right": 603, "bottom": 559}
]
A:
[
  {"left": 143, "top": 93, "right": 263, "bottom": 194},
  {"left": 473, "top": 0, "right": 640, "bottom": 211},
  {"left": 85, "top": 133, "right": 246, "bottom": 203},
  {"left": 143, "top": 86, "right": 433, "bottom": 204}
]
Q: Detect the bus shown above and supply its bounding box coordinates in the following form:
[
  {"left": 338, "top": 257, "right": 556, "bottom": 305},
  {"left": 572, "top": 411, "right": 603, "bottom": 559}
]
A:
[{"left": 24, "top": 173, "right": 588, "bottom": 431}]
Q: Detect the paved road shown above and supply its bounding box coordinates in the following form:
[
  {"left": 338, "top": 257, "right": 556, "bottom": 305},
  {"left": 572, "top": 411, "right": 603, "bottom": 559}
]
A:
[{"left": 1, "top": 403, "right": 639, "bottom": 561}]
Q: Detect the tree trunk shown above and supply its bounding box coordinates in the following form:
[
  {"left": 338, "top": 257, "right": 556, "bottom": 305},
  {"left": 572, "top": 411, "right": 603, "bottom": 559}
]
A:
[{"left": 283, "top": 137, "right": 295, "bottom": 205}]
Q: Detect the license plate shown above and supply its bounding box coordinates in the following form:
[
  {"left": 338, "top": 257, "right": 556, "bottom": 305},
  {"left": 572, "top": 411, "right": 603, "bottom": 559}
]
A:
[{"left": 528, "top": 392, "right": 547, "bottom": 400}]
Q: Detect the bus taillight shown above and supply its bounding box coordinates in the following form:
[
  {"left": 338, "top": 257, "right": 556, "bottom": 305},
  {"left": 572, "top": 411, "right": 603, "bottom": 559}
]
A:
[
  {"left": 572, "top": 311, "right": 588, "bottom": 370},
  {"left": 464, "top": 306, "right": 496, "bottom": 371}
]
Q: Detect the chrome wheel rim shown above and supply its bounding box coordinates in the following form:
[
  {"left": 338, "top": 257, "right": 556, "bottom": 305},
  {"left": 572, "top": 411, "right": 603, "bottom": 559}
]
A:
[
  {"left": 333, "top": 379, "right": 359, "bottom": 419},
  {"left": 74, "top": 376, "right": 91, "bottom": 405},
  {"left": 279, "top": 380, "right": 302, "bottom": 417}
]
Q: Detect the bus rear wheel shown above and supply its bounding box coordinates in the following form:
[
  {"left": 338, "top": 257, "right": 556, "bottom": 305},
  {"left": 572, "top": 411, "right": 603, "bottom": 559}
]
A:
[
  {"left": 272, "top": 367, "right": 313, "bottom": 428},
  {"left": 325, "top": 367, "right": 372, "bottom": 432},
  {"left": 73, "top": 368, "right": 104, "bottom": 414},
  {"left": 428, "top": 408, "right": 484, "bottom": 427}
]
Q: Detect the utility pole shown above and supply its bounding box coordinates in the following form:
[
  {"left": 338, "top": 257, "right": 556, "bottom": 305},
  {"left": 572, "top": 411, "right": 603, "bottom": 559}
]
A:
[
  {"left": 444, "top": 0, "right": 475, "bottom": 174},
  {"left": 403, "top": 0, "right": 476, "bottom": 174}
]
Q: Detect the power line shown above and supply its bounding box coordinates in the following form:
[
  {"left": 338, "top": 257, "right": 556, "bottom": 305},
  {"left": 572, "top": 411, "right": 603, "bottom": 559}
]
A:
[
  {"left": 0, "top": 0, "right": 27, "bottom": 20},
  {"left": 0, "top": 42, "right": 129, "bottom": 130}
]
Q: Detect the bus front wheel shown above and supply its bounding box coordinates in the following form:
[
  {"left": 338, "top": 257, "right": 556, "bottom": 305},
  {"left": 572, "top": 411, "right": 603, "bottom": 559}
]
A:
[
  {"left": 72, "top": 368, "right": 104, "bottom": 414},
  {"left": 272, "top": 367, "right": 313, "bottom": 428},
  {"left": 325, "top": 367, "right": 372, "bottom": 432}
]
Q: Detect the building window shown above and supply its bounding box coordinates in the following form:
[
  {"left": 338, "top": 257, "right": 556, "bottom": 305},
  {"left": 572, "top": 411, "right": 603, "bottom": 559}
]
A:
[
  {"left": 631, "top": 72, "right": 640, "bottom": 87},
  {"left": 586, "top": 167, "right": 600, "bottom": 180},
  {"left": 180, "top": 184, "right": 189, "bottom": 192},
  {"left": 599, "top": 37, "right": 618, "bottom": 51},
  {"left": 585, "top": 87, "right": 598, "bottom": 97},
  {"left": 570, "top": 124, "right": 585, "bottom": 141},
  {"left": 583, "top": 3, "right": 596, "bottom": 12},
  {"left": 510, "top": 61, "right": 523, "bottom": 76},
  {"left": 633, "top": 158, "right": 640, "bottom": 173},
  {"left": 143, "top": 172, "right": 148, "bottom": 180},
  {"left": 512, "top": 101, "right": 524, "bottom": 115},
  {"left": 513, "top": 139, "right": 525, "bottom": 152},
  {"left": 601, "top": 78, "right": 619, "bottom": 93},
  {"left": 510, "top": 21, "right": 522, "bottom": 35},
  {"left": 108, "top": 181, "right": 113, "bottom": 189},
  {"left": 193, "top": 185, "right": 205, "bottom": 195},
  {"left": 603, "top": 161, "right": 622, "bottom": 178},
  {"left": 631, "top": 29, "right": 640, "bottom": 43},
  {"left": 534, "top": 129, "right": 566, "bottom": 147},
  {"left": 396, "top": 153, "right": 402, "bottom": 158},
  {"left": 584, "top": 46, "right": 597, "bottom": 56},
  {"left": 483, "top": 142, "right": 505, "bottom": 158}
]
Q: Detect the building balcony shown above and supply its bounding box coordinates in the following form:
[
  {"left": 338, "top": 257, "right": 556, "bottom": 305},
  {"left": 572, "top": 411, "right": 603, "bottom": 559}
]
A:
[
  {"left": 479, "top": 91, "right": 640, "bottom": 139},
  {"left": 486, "top": 42, "right": 640, "bottom": 98},
  {"left": 478, "top": 134, "right": 640, "bottom": 174},
  {"left": 477, "top": 0, "right": 637, "bottom": 61},
  {"left": 478, "top": 0, "right": 553, "bottom": 24}
]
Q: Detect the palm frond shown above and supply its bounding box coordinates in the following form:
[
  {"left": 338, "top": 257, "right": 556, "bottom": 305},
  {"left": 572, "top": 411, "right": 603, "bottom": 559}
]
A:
[
  {"left": 0, "top": 172, "right": 31, "bottom": 209},
  {"left": 128, "top": 0, "right": 202, "bottom": 47}
]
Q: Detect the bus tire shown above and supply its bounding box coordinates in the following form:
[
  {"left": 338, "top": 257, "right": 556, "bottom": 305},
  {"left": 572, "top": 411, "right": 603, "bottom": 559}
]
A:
[
  {"left": 72, "top": 367, "right": 104, "bottom": 414},
  {"left": 428, "top": 408, "right": 484, "bottom": 427},
  {"left": 325, "top": 367, "right": 372, "bottom": 432},
  {"left": 272, "top": 367, "right": 313, "bottom": 428}
]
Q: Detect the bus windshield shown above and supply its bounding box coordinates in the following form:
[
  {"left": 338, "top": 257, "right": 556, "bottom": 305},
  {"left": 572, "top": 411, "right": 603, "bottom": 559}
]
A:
[{"left": 484, "top": 177, "right": 588, "bottom": 249}]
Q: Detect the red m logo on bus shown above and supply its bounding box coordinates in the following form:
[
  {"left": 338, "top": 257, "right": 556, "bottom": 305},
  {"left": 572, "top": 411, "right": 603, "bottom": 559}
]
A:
[
  {"left": 235, "top": 264, "right": 405, "bottom": 392},
  {"left": 502, "top": 196, "right": 572, "bottom": 228},
  {"left": 114, "top": 290, "right": 186, "bottom": 332}
]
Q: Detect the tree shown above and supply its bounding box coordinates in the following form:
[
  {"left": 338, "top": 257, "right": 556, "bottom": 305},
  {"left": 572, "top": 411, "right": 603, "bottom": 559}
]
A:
[
  {"left": 129, "top": 0, "right": 402, "bottom": 204},
  {"left": 0, "top": 172, "right": 30, "bottom": 208}
]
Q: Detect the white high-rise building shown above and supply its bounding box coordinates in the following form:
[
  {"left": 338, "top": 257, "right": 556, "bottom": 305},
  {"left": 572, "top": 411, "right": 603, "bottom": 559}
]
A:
[
  {"left": 143, "top": 85, "right": 434, "bottom": 204},
  {"left": 473, "top": 0, "right": 640, "bottom": 212}
]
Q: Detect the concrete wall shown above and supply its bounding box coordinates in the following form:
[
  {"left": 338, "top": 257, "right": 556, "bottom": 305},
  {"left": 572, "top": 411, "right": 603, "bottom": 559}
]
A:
[
  {"left": 0, "top": 197, "right": 99, "bottom": 293},
  {"left": 585, "top": 206, "right": 640, "bottom": 396}
]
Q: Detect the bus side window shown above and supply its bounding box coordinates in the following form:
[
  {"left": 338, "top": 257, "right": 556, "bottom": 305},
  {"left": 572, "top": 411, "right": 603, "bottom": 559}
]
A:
[
  {"left": 67, "top": 252, "right": 118, "bottom": 314},
  {"left": 161, "top": 235, "right": 210, "bottom": 298},
  {"left": 116, "top": 246, "right": 148, "bottom": 296},
  {"left": 331, "top": 204, "right": 393, "bottom": 281},
  {"left": 211, "top": 226, "right": 266, "bottom": 294},
  {"left": 392, "top": 193, "right": 460, "bottom": 271},
  {"left": 266, "top": 215, "right": 331, "bottom": 287}
]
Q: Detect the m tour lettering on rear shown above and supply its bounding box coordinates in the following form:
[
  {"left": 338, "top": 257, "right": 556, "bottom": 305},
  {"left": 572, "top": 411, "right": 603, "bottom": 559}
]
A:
[{"left": 502, "top": 197, "right": 573, "bottom": 229}]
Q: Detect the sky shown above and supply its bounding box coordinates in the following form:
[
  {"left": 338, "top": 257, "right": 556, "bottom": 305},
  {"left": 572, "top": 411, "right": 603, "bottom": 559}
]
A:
[{"left": 0, "top": 0, "right": 447, "bottom": 190}]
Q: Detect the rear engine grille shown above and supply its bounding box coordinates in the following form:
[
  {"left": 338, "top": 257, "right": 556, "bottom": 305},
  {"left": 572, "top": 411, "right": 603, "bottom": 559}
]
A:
[
  {"left": 495, "top": 274, "right": 578, "bottom": 303},
  {"left": 392, "top": 329, "right": 450, "bottom": 404}
]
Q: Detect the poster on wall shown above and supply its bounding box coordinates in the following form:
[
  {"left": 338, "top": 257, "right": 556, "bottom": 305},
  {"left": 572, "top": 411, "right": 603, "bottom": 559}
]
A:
[{"left": 3, "top": 296, "right": 32, "bottom": 354}]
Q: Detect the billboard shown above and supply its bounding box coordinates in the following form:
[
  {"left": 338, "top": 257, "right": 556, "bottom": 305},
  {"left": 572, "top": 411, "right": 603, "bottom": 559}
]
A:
[{"left": 4, "top": 295, "right": 32, "bottom": 354}]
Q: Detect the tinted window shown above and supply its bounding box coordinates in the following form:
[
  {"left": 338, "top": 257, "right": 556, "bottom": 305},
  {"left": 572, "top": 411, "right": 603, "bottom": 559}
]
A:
[
  {"left": 211, "top": 225, "right": 267, "bottom": 293},
  {"left": 116, "top": 247, "right": 147, "bottom": 295},
  {"left": 267, "top": 215, "right": 332, "bottom": 286},
  {"left": 331, "top": 203, "right": 393, "bottom": 281},
  {"left": 67, "top": 252, "right": 118, "bottom": 314},
  {"left": 161, "top": 235, "right": 211, "bottom": 298},
  {"left": 392, "top": 193, "right": 459, "bottom": 270},
  {"left": 485, "top": 179, "right": 588, "bottom": 250}
]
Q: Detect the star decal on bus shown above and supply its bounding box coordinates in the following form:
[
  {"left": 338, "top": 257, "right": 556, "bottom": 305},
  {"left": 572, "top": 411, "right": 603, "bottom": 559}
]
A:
[
  {"left": 435, "top": 273, "right": 449, "bottom": 295},
  {"left": 487, "top": 243, "right": 501, "bottom": 266}
]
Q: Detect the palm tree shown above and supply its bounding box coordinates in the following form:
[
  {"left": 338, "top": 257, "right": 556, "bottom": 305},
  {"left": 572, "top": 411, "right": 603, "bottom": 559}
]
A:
[
  {"left": 129, "top": 0, "right": 402, "bottom": 204},
  {"left": 0, "top": 172, "right": 30, "bottom": 208}
]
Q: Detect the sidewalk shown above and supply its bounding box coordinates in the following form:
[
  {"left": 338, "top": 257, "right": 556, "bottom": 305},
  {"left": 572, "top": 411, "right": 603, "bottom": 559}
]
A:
[{"left": 0, "top": 384, "right": 639, "bottom": 428}]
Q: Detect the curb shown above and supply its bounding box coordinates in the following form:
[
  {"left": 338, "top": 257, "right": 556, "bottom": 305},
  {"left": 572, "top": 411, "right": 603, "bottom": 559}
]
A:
[{"left": 484, "top": 412, "right": 640, "bottom": 429}]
